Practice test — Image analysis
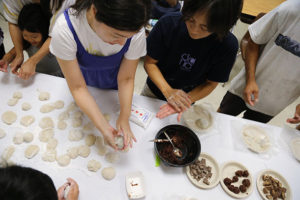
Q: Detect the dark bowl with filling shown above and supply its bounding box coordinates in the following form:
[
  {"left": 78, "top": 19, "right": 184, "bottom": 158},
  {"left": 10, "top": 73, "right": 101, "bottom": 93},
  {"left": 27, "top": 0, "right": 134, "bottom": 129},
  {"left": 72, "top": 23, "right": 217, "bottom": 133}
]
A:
[{"left": 154, "top": 124, "right": 201, "bottom": 167}]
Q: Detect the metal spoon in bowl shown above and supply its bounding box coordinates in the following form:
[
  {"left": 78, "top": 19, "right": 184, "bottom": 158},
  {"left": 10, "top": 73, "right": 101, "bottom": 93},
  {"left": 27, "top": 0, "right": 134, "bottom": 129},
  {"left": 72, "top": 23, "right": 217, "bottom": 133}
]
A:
[
  {"left": 149, "top": 139, "right": 170, "bottom": 143},
  {"left": 163, "top": 131, "right": 183, "bottom": 158}
]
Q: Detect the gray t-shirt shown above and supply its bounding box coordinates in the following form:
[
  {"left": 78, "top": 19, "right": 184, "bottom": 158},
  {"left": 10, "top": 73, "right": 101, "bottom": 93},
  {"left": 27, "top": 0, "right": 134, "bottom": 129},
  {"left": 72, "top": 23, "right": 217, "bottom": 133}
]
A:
[
  {"left": 26, "top": 46, "right": 63, "bottom": 77},
  {"left": 229, "top": 0, "right": 300, "bottom": 116}
]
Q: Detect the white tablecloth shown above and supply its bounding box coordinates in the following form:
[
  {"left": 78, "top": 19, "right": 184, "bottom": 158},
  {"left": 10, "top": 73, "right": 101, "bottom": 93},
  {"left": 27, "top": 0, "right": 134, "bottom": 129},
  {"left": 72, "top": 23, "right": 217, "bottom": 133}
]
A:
[{"left": 0, "top": 73, "right": 299, "bottom": 200}]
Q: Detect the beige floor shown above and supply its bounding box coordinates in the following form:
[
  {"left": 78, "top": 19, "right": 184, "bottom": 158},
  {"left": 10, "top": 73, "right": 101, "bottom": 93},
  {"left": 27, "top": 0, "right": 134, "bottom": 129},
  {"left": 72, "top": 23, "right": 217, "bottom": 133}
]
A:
[{"left": 0, "top": 14, "right": 299, "bottom": 128}]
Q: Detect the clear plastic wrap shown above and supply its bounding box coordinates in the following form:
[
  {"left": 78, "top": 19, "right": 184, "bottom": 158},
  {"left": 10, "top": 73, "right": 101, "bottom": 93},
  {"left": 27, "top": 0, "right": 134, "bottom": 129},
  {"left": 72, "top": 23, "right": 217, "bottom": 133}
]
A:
[
  {"left": 182, "top": 103, "right": 217, "bottom": 135},
  {"left": 229, "top": 120, "right": 280, "bottom": 159},
  {"left": 280, "top": 125, "right": 300, "bottom": 161}
]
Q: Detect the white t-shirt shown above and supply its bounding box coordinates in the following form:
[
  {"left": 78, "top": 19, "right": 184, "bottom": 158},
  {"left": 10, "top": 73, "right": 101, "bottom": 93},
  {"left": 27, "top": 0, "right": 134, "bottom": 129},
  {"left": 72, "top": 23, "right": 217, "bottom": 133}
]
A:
[
  {"left": 2, "top": 0, "right": 33, "bottom": 24},
  {"left": 48, "top": 0, "right": 76, "bottom": 36},
  {"left": 229, "top": 0, "right": 300, "bottom": 116},
  {"left": 2, "top": 0, "right": 74, "bottom": 35},
  {"left": 49, "top": 9, "right": 146, "bottom": 60}
]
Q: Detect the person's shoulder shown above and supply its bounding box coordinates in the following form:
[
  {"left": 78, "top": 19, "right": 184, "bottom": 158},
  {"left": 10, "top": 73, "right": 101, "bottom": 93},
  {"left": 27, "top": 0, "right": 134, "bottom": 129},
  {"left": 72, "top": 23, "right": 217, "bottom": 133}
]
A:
[
  {"left": 131, "top": 27, "right": 145, "bottom": 41},
  {"left": 277, "top": 0, "right": 300, "bottom": 18},
  {"left": 154, "top": 12, "right": 182, "bottom": 34},
  {"left": 159, "top": 12, "right": 182, "bottom": 23},
  {"left": 221, "top": 33, "right": 238, "bottom": 47},
  {"left": 278, "top": 0, "right": 300, "bottom": 13},
  {"left": 54, "top": 11, "right": 68, "bottom": 28}
]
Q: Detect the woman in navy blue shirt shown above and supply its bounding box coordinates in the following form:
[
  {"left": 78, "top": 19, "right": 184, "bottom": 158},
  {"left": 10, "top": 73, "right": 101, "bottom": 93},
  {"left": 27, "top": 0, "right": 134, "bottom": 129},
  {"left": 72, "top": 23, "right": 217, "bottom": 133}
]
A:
[{"left": 143, "top": 0, "right": 243, "bottom": 121}]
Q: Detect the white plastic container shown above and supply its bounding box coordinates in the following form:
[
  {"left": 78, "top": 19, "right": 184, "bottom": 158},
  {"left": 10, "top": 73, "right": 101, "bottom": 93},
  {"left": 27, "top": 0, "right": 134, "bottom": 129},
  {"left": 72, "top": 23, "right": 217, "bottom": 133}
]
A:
[{"left": 125, "top": 171, "right": 146, "bottom": 199}]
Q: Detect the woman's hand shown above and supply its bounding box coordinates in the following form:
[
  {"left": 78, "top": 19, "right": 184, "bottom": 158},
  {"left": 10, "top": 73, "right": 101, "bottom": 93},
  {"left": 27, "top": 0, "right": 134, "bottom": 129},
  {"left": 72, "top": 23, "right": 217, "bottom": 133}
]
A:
[
  {"left": 0, "top": 59, "right": 9, "bottom": 72},
  {"left": 102, "top": 125, "right": 119, "bottom": 150},
  {"left": 156, "top": 103, "right": 183, "bottom": 122},
  {"left": 116, "top": 116, "right": 136, "bottom": 150},
  {"left": 57, "top": 178, "right": 79, "bottom": 200},
  {"left": 10, "top": 55, "right": 23, "bottom": 75},
  {"left": 18, "top": 58, "right": 37, "bottom": 79},
  {"left": 163, "top": 88, "right": 192, "bottom": 112}
]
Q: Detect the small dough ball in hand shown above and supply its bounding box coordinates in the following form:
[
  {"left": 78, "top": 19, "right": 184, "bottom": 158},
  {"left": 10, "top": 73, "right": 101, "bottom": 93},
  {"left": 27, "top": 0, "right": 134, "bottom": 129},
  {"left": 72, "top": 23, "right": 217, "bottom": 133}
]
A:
[
  {"left": 101, "top": 167, "right": 116, "bottom": 180},
  {"left": 115, "top": 136, "right": 124, "bottom": 150},
  {"left": 13, "top": 91, "right": 22, "bottom": 99},
  {"left": 85, "top": 134, "right": 96, "bottom": 146},
  {"left": 7, "top": 98, "right": 18, "bottom": 106},
  {"left": 0, "top": 128, "right": 6, "bottom": 139},
  {"left": 56, "top": 154, "right": 71, "bottom": 167},
  {"left": 20, "top": 115, "right": 35, "bottom": 127},
  {"left": 87, "top": 160, "right": 101, "bottom": 172},
  {"left": 22, "top": 102, "right": 32, "bottom": 111},
  {"left": 78, "top": 145, "right": 90, "bottom": 158},
  {"left": 39, "top": 91, "right": 50, "bottom": 101},
  {"left": 13, "top": 133, "right": 23, "bottom": 144},
  {"left": 54, "top": 100, "right": 64, "bottom": 109},
  {"left": 39, "top": 117, "right": 54, "bottom": 129},
  {"left": 23, "top": 132, "right": 34, "bottom": 143},
  {"left": 2, "top": 111, "right": 17, "bottom": 125},
  {"left": 42, "top": 149, "right": 56, "bottom": 162},
  {"left": 25, "top": 145, "right": 40, "bottom": 159}
]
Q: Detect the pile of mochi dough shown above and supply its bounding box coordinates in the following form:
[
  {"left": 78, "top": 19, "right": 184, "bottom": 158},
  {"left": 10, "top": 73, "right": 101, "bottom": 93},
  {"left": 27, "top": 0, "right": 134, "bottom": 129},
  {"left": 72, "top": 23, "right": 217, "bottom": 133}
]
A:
[
  {"left": 1, "top": 91, "right": 121, "bottom": 181},
  {"left": 242, "top": 125, "right": 271, "bottom": 153}
]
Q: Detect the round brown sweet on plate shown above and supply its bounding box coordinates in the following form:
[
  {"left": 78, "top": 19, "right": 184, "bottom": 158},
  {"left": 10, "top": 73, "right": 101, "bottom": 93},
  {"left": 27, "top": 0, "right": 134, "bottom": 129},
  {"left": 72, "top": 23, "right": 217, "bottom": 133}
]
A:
[{"left": 220, "top": 161, "right": 253, "bottom": 199}]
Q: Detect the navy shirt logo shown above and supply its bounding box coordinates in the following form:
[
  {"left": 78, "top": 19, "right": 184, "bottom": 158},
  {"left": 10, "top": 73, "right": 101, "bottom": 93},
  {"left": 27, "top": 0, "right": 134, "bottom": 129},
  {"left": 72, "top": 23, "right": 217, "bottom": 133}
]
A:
[
  {"left": 179, "top": 53, "right": 196, "bottom": 72},
  {"left": 275, "top": 34, "right": 300, "bottom": 57}
]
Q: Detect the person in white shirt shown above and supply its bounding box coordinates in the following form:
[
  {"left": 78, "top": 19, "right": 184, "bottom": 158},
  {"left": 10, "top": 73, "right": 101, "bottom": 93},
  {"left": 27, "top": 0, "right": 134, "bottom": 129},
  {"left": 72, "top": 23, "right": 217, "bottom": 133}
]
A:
[
  {"left": 0, "top": 3, "right": 62, "bottom": 77},
  {"left": 2, "top": 0, "right": 75, "bottom": 79},
  {"left": 218, "top": 0, "right": 300, "bottom": 123},
  {"left": 50, "top": 0, "right": 151, "bottom": 150}
]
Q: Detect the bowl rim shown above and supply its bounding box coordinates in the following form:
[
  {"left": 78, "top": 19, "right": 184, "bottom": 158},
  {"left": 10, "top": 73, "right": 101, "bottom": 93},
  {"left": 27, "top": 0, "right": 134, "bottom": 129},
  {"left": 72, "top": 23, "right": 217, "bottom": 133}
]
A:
[{"left": 154, "top": 124, "right": 201, "bottom": 167}]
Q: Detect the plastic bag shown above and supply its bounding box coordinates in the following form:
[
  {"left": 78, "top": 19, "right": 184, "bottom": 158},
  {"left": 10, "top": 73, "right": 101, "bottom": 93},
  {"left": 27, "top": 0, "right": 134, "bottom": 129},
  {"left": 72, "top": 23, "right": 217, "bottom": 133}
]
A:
[{"left": 229, "top": 119, "right": 280, "bottom": 159}]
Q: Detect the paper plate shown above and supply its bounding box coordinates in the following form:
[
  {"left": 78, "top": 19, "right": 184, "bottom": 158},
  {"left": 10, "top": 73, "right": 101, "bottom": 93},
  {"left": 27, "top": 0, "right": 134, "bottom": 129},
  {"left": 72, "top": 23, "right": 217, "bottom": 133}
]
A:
[
  {"left": 186, "top": 153, "right": 220, "bottom": 189},
  {"left": 183, "top": 104, "right": 213, "bottom": 134},
  {"left": 126, "top": 171, "right": 146, "bottom": 199},
  {"left": 242, "top": 125, "right": 271, "bottom": 153},
  {"left": 220, "top": 161, "right": 253, "bottom": 199},
  {"left": 256, "top": 169, "right": 292, "bottom": 200},
  {"left": 290, "top": 137, "right": 300, "bottom": 161}
]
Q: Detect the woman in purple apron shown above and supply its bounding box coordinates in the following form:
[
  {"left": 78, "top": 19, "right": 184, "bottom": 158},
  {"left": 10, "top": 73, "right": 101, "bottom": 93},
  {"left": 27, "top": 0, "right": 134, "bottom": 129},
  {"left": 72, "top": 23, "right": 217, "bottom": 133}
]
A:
[{"left": 50, "top": 0, "right": 151, "bottom": 149}]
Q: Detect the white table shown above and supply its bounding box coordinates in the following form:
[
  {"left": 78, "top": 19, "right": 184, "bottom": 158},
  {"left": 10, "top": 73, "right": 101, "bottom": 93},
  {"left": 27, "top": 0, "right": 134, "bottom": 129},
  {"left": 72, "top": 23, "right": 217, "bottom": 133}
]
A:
[{"left": 0, "top": 73, "right": 299, "bottom": 200}]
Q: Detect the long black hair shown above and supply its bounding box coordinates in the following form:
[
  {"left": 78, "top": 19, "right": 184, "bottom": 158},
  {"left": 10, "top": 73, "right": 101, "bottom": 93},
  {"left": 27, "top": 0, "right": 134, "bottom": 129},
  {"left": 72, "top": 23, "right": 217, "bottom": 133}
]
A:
[
  {"left": 72, "top": 0, "right": 152, "bottom": 32},
  {"left": 40, "top": 0, "right": 66, "bottom": 19},
  {"left": 182, "top": 0, "right": 243, "bottom": 39},
  {"left": 0, "top": 165, "right": 58, "bottom": 200},
  {"left": 18, "top": 3, "right": 50, "bottom": 48}
]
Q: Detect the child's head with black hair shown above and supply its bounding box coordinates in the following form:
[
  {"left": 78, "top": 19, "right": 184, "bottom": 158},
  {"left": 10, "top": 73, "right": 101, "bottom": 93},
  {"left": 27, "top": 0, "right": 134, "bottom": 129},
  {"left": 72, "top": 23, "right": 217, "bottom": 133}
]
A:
[
  {"left": 182, "top": 0, "right": 243, "bottom": 40},
  {"left": 72, "top": 0, "right": 151, "bottom": 45},
  {"left": 0, "top": 165, "right": 58, "bottom": 200},
  {"left": 18, "top": 3, "right": 50, "bottom": 48}
]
